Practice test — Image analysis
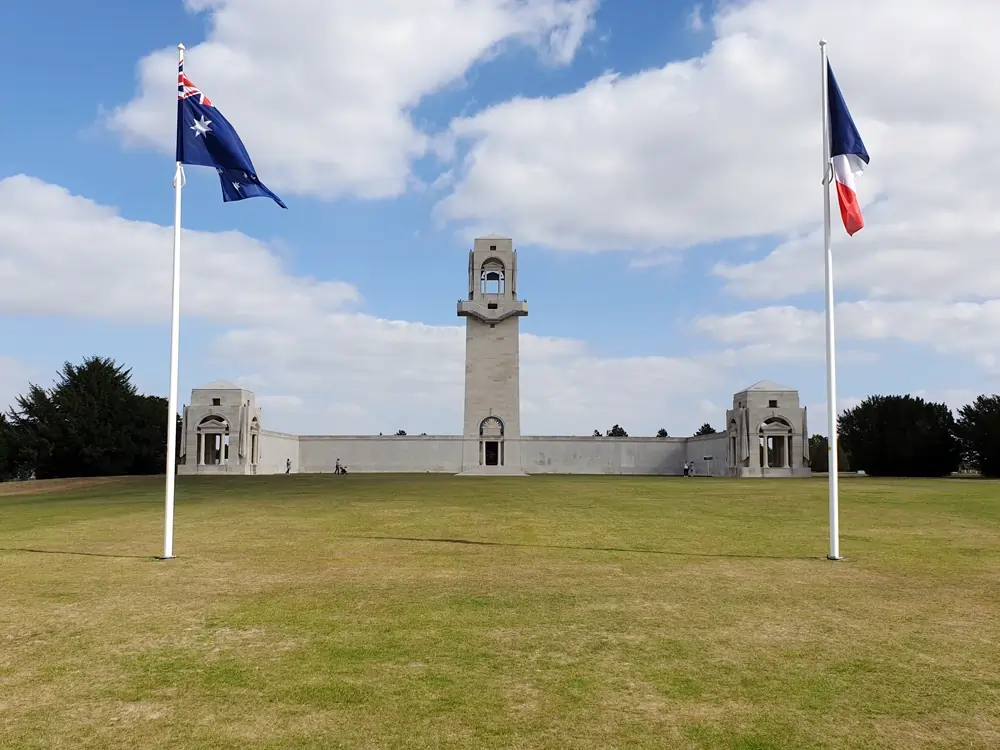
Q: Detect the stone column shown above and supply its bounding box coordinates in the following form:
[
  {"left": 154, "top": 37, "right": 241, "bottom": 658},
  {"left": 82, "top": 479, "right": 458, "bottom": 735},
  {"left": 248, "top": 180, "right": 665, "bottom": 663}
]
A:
[{"left": 784, "top": 436, "right": 791, "bottom": 468}]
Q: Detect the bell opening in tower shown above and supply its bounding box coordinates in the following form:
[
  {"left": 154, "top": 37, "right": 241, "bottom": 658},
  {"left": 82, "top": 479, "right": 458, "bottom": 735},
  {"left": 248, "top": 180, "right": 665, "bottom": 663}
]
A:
[{"left": 481, "top": 269, "right": 504, "bottom": 295}]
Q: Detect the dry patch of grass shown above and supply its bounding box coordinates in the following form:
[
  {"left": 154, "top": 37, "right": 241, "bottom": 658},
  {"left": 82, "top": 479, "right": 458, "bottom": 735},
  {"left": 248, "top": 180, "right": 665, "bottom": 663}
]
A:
[
  {"left": 0, "top": 474, "right": 998, "bottom": 749},
  {"left": 0, "top": 476, "right": 125, "bottom": 497}
]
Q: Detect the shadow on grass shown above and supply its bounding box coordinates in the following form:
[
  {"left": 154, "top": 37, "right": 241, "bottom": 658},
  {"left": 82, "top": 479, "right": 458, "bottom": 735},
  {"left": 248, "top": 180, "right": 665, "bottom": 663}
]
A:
[
  {"left": 0, "top": 540, "right": 821, "bottom": 563},
  {"left": 0, "top": 547, "right": 152, "bottom": 560},
  {"left": 347, "top": 535, "right": 818, "bottom": 561}
]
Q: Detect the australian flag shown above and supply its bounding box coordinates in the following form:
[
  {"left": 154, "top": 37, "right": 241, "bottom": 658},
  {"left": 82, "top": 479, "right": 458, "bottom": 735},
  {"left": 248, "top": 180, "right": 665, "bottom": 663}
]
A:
[{"left": 175, "top": 63, "right": 286, "bottom": 209}]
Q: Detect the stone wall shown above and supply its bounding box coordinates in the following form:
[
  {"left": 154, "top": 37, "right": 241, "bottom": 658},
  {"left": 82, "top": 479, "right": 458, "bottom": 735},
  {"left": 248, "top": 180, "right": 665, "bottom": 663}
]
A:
[
  {"left": 254, "top": 430, "right": 299, "bottom": 474},
  {"left": 257, "top": 432, "right": 736, "bottom": 476},
  {"left": 520, "top": 437, "right": 686, "bottom": 475},
  {"left": 258, "top": 430, "right": 301, "bottom": 474},
  {"left": 684, "top": 433, "right": 730, "bottom": 477},
  {"left": 297, "top": 436, "right": 464, "bottom": 474}
]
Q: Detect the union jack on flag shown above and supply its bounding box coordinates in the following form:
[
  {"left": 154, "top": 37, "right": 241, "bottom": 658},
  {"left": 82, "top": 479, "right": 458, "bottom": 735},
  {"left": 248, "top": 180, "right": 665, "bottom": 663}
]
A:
[
  {"left": 178, "top": 64, "right": 213, "bottom": 107},
  {"left": 175, "top": 57, "right": 285, "bottom": 208}
]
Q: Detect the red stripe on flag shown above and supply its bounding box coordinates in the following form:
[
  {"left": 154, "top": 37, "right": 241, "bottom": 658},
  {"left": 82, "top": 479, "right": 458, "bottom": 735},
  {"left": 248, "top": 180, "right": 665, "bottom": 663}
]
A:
[{"left": 835, "top": 181, "right": 864, "bottom": 236}]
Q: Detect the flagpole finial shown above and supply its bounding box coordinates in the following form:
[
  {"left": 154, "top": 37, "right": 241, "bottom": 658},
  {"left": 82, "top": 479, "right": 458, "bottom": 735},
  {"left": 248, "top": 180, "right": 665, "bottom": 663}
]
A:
[
  {"left": 178, "top": 42, "right": 185, "bottom": 51},
  {"left": 819, "top": 39, "right": 827, "bottom": 47}
]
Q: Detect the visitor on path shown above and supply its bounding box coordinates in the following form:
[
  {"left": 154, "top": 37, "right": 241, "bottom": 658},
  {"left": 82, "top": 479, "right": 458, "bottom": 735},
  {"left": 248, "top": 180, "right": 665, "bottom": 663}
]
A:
[
  {"left": 285, "top": 458, "right": 291, "bottom": 474},
  {"left": 335, "top": 458, "right": 342, "bottom": 474},
  {"left": 683, "top": 461, "right": 689, "bottom": 477}
]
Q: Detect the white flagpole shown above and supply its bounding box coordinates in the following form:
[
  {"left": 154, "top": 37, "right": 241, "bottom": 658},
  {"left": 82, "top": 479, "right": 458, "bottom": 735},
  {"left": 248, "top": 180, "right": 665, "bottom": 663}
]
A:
[
  {"left": 820, "top": 39, "right": 841, "bottom": 561},
  {"left": 161, "top": 42, "right": 186, "bottom": 560}
]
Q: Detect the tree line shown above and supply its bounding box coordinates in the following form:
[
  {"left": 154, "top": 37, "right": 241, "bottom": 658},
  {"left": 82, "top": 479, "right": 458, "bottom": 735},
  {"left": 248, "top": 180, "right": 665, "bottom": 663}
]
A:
[
  {"left": 0, "top": 357, "right": 176, "bottom": 481},
  {"left": 809, "top": 394, "right": 1000, "bottom": 477},
  {"left": 594, "top": 424, "right": 717, "bottom": 438},
  {"left": 3, "top": 357, "right": 998, "bottom": 481},
  {"left": 588, "top": 396, "right": 1000, "bottom": 479}
]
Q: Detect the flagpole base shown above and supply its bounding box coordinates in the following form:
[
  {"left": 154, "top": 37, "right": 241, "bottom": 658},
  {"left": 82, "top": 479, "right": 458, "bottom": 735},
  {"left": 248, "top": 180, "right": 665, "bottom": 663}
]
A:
[
  {"left": 155, "top": 555, "right": 176, "bottom": 561},
  {"left": 826, "top": 555, "right": 845, "bottom": 561}
]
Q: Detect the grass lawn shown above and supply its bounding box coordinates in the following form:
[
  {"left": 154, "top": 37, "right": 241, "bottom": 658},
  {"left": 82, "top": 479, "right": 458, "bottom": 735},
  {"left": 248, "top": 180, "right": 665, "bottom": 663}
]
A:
[{"left": 1, "top": 474, "right": 999, "bottom": 749}]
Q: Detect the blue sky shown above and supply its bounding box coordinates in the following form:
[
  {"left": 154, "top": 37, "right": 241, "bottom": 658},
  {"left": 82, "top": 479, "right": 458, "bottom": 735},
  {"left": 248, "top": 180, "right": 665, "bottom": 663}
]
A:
[{"left": 1, "top": 0, "right": 997, "bottom": 437}]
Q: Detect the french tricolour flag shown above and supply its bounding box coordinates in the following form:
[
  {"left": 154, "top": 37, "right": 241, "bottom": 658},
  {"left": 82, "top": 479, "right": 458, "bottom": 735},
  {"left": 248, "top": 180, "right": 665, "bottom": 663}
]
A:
[{"left": 827, "top": 62, "right": 868, "bottom": 236}]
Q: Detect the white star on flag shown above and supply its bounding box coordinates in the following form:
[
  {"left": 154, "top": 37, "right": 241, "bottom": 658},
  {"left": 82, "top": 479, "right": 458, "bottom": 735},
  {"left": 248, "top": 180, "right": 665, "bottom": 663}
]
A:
[{"left": 190, "top": 115, "right": 212, "bottom": 137}]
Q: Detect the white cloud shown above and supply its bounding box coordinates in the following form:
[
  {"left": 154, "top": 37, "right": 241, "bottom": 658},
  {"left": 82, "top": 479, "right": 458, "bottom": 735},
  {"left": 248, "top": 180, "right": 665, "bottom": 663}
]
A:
[
  {"left": 0, "top": 357, "right": 36, "bottom": 417},
  {"left": 520, "top": 342, "right": 725, "bottom": 435},
  {"left": 428, "top": 0, "right": 1000, "bottom": 394},
  {"left": 696, "top": 301, "right": 1000, "bottom": 373},
  {"left": 696, "top": 305, "right": 818, "bottom": 347},
  {"left": 697, "top": 301, "right": 1000, "bottom": 436},
  {"left": 13, "top": 175, "right": 991, "bottom": 437},
  {"left": 435, "top": 0, "right": 1000, "bottom": 260},
  {"left": 107, "top": 0, "right": 598, "bottom": 199},
  {"left": 687, "top": 4, "right": 705, "bottom": 32},
  {"left": 714, "top": 203, "right": 1000, "bottom": 302},
  {"left": 0, "top": 174, "right": 359, "bottom": 324},
  {"left": 213, "top": 315, "right": 727, "bottom": 435},
  {"left": 0, "top": 175, "right": 738, "bottom": 436},
  {"left": 27, "top": 0, "right": 1000, "bottom": 435},
  {"left": 692, "top": 306, "right": 882, "bottom": 367}
]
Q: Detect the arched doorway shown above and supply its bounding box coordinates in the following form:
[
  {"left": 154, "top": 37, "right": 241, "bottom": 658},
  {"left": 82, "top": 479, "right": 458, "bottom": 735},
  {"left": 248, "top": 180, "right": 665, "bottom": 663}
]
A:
[
  {"left": 758, "top": 417, "right": 793, "bottom": 469},
  {"left": 197, "top": 415, "right": 230, "bottom": 466},
  {"left": 480, "top": 416, "right": 505, "bottom": 466}
]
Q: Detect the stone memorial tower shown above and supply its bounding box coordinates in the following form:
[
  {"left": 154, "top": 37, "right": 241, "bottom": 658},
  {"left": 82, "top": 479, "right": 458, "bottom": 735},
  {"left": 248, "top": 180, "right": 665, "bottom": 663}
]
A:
[{"left": 457, "top": 237, "right": 528, "bottom": 474}]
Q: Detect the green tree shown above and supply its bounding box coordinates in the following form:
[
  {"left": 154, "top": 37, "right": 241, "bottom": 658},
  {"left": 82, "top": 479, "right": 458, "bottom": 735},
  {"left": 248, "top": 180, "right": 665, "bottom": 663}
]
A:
[
  {"left": 0, "top": 413, "right": 30, "bottom": 481},
  {"left": 0, "top": 414, "right": 9, "bottom": 480},
  {"left": 656, "top": 428, "right": 668, "bottom": 438},
  {"left": 807, "top": 434, "right": 851, "bottom": 473},
  {"left": 955, "top": 394, "right": 1000, "bottom": 477},
  {"left": 395, "top": 429, "right": 407, "bottom": 436},
  {"left": 6, "top": 356, "right": 175, "bottom": 479},
  {"left": 838, "top": 395, "right": 961, "bottom": 477},
  {"left": 128, "top": 394, "right": 178, "bottom": 475},
  {"left": 592, "top": 429, "right": 601, "bottom": 437},
  {"left": 605, "top": 424, "right": 628, "bottom": 437},
  {"left": 695, "top": 423, "right": 716, "bottom": 436},
  {"left": 5, "top": 382, "right": 59, "bottom": 479}
]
